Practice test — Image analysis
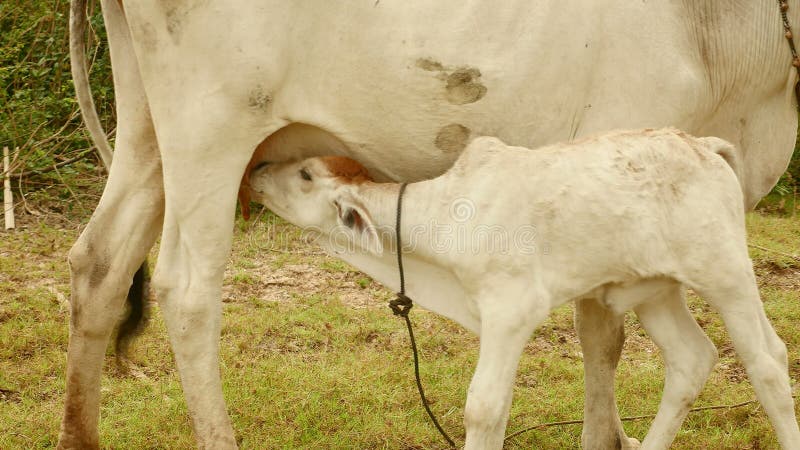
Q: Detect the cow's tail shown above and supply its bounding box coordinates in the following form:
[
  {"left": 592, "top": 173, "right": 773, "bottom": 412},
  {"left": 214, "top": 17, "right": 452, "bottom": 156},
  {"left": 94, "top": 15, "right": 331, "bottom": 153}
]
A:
[
  {"left": 71, "top": 0, "right": 148, "bottom": 356},
  {"left": 70, "top": 0, "right": 113, "bottom": 169},
  {"left": 115, "top": 264, "right": 149, "bottom": 357}
]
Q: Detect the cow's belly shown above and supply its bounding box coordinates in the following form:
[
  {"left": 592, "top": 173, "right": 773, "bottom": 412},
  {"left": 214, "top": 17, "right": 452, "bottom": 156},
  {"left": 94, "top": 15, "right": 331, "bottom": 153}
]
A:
[{"left": 250, "top": 1, "right": 706, "bottom": 181}]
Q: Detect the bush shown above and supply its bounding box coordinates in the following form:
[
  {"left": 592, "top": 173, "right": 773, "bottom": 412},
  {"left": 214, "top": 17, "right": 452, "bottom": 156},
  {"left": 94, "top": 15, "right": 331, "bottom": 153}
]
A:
[{"left": 1, "top": 0, "right": 112, "bottom": 220}]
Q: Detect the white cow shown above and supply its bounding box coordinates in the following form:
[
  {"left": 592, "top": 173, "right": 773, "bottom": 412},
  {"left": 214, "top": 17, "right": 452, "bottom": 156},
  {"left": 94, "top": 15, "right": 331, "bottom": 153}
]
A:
[
  {"left": 61, "top": 0, "right": 799, "bottom": 449},
  {"left": 246, "top": 128, "right": 800, "bottom": 449}
]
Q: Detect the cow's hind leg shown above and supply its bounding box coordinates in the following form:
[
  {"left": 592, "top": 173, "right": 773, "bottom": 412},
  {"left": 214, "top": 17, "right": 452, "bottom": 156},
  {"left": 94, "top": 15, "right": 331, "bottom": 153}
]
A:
[
  {"left": 59, "top": 149, "right": 163, "bottom": 450},
  {"left": 634, "top": 283, "right": 717, "bottom": 449},
  {"left": 576, "top": 298, "right": 641, "bottom": 449},
  {"left": 697, "top": 267, "right": 800, "bottom": 449},
  {"left": 57, "top": 1, "right": 164, "bottom": 448}
]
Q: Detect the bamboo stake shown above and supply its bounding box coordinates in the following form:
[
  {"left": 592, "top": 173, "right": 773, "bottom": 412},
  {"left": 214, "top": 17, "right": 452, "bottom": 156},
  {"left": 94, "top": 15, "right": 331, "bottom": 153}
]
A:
[{"left": 4, "top": 146, "right": 14, "bottom": 230}]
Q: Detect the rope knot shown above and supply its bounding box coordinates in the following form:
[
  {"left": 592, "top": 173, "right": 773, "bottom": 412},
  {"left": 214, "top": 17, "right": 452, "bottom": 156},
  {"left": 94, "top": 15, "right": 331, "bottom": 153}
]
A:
[{"left": 389, "top": 293, "right": 413, "bottom": 317}]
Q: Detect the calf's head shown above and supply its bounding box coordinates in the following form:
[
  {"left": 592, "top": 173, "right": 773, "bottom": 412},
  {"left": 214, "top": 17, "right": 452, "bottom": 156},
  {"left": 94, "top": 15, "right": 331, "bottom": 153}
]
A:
[{"left": 249, "top": 156, "right": 384, "bottom": 253}]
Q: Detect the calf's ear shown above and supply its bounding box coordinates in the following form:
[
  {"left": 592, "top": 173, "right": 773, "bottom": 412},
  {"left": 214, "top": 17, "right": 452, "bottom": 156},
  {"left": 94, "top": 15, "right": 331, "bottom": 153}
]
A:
[{"left": 333, "top": 192, "right": 384, "bottom": 255}]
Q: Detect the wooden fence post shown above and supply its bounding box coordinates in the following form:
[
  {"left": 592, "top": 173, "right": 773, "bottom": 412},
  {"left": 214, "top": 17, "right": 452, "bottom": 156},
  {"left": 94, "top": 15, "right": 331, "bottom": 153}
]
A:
[{"left": 4, "top": 146, "right": 14, "bottom": 230}]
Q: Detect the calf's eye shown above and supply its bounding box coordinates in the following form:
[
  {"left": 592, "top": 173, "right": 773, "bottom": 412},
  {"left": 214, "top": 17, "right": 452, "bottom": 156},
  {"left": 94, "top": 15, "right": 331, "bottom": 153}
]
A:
[{"left": 299, "top": 168, "right": 312, "bottom": 181}]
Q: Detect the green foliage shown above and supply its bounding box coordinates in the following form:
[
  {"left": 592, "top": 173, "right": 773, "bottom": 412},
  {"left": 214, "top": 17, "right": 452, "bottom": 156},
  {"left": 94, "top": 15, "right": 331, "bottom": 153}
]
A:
[
  {"left": 773, "top": 126, "right": 800, "bottom": 196},
  {"left": 760, "top": 128, "right": 800, "bottom": 215},
  {"left": 1, "top": 0, "right": 112, "bottom": 184}
]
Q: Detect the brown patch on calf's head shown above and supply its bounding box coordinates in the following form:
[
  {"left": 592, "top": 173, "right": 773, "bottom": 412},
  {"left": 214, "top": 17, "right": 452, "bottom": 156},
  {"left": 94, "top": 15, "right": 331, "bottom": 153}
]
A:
[{"left": 319, "top": 156, "right": 373, "bottom": 183}]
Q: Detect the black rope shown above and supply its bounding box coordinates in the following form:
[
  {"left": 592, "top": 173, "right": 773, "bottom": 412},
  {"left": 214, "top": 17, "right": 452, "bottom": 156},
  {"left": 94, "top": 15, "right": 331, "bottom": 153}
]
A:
[
  {"left": 778, "top": 0, "right": 800, "bottom": 109},
  {"left": 390, "top": 182, "right": 457, "bottom": 449}
]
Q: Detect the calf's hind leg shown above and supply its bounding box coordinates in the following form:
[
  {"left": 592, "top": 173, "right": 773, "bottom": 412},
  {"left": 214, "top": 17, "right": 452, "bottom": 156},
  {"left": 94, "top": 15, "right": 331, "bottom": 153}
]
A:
[
  {"left": 698, "top": 267, "right": 800, "bottom": 449},
  {"left": 633, "top": 283, "right": 717, "bottom": 449}
]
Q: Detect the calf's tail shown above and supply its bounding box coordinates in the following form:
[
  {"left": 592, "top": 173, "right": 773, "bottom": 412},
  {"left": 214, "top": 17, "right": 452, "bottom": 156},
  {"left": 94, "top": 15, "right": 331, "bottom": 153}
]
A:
[
  {"left": 699, "top": 137, "right": 742, "bottom": 181},
  {"left": 699, "top": 135, "right": 744, "bottom": 180}
]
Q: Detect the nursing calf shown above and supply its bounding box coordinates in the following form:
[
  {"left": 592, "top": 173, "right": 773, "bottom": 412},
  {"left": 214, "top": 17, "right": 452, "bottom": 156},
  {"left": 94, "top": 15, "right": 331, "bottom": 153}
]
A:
[{"left": 249, "top": 128, "right": 800, "bottom": 449}]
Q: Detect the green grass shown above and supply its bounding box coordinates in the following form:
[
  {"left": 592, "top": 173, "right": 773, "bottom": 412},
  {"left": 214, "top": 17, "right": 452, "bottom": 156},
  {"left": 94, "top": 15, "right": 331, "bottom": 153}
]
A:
[{"left": 1, "top": 211, "right": 799, "bottom": 449}]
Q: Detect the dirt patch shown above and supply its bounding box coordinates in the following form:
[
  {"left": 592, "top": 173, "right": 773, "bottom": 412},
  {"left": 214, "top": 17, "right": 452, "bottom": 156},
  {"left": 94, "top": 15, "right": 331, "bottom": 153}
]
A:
[
  {"left": 0, "top": 388, "right": 21, "bottom": 404},
  {"left": 753, "top": 260, "right": 800, "bottom": 291},
  {"left": 223, "top": 261, "right": 390, "bottom": 309}
]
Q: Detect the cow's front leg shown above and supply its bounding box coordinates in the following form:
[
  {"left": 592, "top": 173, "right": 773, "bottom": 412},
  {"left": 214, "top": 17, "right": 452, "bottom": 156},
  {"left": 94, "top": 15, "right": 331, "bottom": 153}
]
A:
[
  {"left": 463, "top": 298, "right": 544, "bottom": 450},
  {"left": 153, "top": 216, "right": 235, "bottom": 449},
  {"left": 575, "top": 298, "right": 640, "bottom": 450},
  {"left": 151, "top": 138, "right": 272, "bottom": 448},
  {"left": 146, "top": 112, "right": 278, "bottom": 448}
]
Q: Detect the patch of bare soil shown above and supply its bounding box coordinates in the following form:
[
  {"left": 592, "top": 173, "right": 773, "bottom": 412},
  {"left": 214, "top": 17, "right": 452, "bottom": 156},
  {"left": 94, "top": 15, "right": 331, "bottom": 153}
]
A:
[
  {"left": 754, "top": 260, "right": 800, "bottom": 292},
  {"left": 222, "top": 260, "right": 391, "bottom": 309},
  {"left": 0, "top": 388, "right": 21, "bottom": 404}
]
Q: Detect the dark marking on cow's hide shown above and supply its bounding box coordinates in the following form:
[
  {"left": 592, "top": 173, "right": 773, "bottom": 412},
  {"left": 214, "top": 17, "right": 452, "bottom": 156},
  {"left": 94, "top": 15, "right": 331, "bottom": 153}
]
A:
[
  {"left": 446, "top": 68, "right": 487, "bottom": 105},
  {"left": 69, "top": 291, "right": 81, "bottom": 329},
  {"left": 165, "top": 7, "right": 182, "bottom": 40},
  {"left": 435, "top": 124, "right": 471, "bottom": 153},
  {"left": 162, "top": 0, "right": 209, "bottom": 44},
  {"left": 136, "top": 22, "right": 159, "bottom": 52},
  {"left": 86, "top": 242, "right": 111, "bottom": 289},
  {"left": 89, "top": 259, "right": 110, "bottom": 289},
  {"left": 415, "top": 58, "right": 488, "bottom": 105},
  {"left": 248, "top": 87, "right": 272, "bottom": 111},
  {"left": 61, "top": 374, "right": 99, "bottom": 449},
  {"left": 416, "top": 57, "right": 445, "bottom": 72}
]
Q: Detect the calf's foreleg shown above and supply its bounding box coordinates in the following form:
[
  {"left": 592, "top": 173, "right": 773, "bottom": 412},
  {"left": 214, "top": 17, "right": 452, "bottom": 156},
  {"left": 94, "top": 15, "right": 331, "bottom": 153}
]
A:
[{"left": 463, "top": 294, "right": 546, "bottom": 450}]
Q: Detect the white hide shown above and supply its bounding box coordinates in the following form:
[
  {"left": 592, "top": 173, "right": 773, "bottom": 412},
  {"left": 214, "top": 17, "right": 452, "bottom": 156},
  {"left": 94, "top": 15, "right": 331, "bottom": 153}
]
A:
[
  {"left": 248, "top": 129, "right": 800, "bottom": 450},
  {"left": 60, "top": 1, "right": 800, "bottom": 449}
]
